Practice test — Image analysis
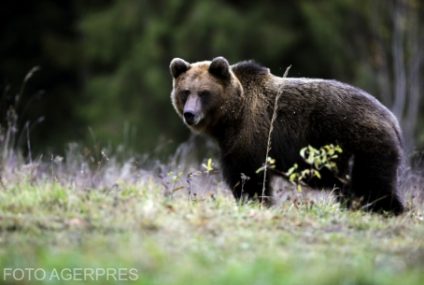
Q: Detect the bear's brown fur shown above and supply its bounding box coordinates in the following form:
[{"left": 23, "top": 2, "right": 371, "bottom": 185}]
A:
[{"left": 170, "top": 56, "right": 404, "bottom": 214}]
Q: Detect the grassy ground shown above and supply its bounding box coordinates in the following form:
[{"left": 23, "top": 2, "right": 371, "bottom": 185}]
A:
[{"left": 0, "top": 156, "right": 423, "bottom": 285}]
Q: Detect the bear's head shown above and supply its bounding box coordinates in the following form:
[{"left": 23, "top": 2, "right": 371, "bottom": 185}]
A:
[{"left": 170, "top": 57, "right": 243, "bottom": 134}]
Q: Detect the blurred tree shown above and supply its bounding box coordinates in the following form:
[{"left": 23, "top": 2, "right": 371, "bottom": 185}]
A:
[{"left": 364, "top": 0, "right": 424, "bottom": 152}]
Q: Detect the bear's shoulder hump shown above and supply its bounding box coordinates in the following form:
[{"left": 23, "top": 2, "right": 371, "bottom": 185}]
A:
[{"left": 231, "top": 60, "right": 269, "bottom": 78}]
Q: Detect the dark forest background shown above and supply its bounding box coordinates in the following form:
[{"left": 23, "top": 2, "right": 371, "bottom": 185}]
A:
[{"left": 1, "top": 0, "right": 423, "bottom": 158}]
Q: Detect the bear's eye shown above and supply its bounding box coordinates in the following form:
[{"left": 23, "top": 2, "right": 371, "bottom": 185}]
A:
[
  {"left": 180, "top": 90, "right": 190, "bottom": 102},
  {"left": 199, "top": 90, "right": 211, "bottom": 98}
]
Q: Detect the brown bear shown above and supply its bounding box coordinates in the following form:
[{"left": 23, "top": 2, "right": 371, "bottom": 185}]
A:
[{"left": 170, "top": 56, "right": 404, "bottom": 214}]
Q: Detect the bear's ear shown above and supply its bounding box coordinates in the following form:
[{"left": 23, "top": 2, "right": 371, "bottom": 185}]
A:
[
  {"left": 209, "top": 56, "right": 230, "bottom": 80},
  {"left": 170, "top": 58, "right": 191, "bottom": 78}
]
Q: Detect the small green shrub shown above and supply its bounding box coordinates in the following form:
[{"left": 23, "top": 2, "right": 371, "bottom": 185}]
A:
[{"left": 257, "top": 144, "right": 343, "bottom": 192}]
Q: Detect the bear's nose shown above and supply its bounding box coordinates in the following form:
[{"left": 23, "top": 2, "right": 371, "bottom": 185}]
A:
[{"left": 183, "top": 112, "right": 196, "bottom": 125}]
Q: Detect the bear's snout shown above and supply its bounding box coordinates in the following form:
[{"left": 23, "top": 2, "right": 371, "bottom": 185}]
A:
[
  {"left": 183, "top": 111, "right": 196, "bottom": 125},
  {"left": 183, "top": 94, "right": 203, "bottom": 126}
]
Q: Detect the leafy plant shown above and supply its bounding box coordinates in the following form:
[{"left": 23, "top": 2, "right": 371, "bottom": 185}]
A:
[
  {"left": 257, "top": 144, "right": 343, "bottom": 192},
  {"left": 287, "top": 144, "right": 343, "bottom": 191},
  {"left": 201, "top": 158, "right": 215, "bottom": 174}
]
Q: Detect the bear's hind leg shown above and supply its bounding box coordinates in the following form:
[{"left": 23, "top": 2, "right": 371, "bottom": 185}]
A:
[{"left": 349, "top": 153, "right": 404, "bottom": 214}]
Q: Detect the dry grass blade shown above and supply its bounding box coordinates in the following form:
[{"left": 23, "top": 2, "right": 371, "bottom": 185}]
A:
[{"left": 261, "top": 65, "right": 291, "bottom": 204}]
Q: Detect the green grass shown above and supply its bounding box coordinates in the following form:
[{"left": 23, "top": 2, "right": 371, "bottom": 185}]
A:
[{"left": 0, "top": 178, "right": 423, "bottom": 285}]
